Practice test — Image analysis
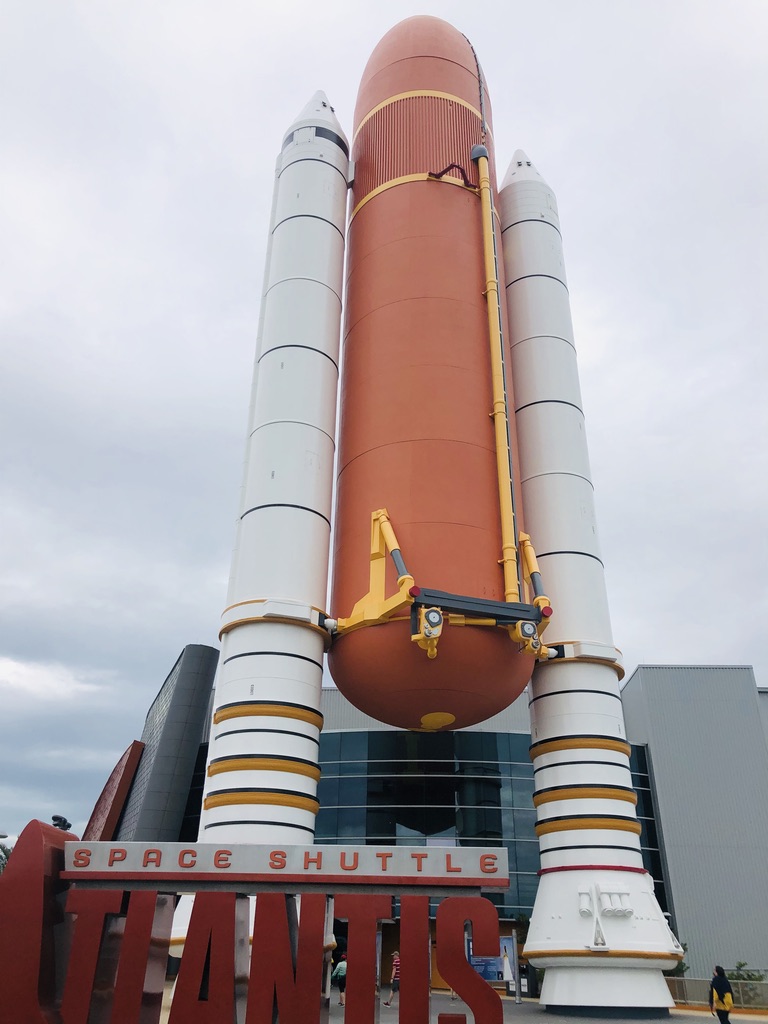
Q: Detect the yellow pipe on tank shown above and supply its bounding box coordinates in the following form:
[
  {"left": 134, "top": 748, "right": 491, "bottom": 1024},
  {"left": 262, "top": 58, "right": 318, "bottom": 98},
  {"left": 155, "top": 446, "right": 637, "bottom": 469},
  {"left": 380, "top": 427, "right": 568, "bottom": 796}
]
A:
[{"left": 475, "top": 150, "right": 520, "bottom": 602}]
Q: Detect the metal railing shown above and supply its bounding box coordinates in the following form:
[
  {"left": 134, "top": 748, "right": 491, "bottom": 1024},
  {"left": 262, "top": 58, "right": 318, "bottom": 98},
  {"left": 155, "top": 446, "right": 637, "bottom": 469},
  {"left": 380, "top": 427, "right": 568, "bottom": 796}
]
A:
[{"left": 666, "top": 977, "right": 768, "bottom": 1009}]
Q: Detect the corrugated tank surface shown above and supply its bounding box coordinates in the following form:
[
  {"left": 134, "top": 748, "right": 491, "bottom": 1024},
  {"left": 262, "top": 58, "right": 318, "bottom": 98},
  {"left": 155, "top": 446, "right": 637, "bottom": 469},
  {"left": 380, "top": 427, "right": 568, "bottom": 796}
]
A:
[{"left": 353, "top": 96, "right": 491, "bottom": 203}]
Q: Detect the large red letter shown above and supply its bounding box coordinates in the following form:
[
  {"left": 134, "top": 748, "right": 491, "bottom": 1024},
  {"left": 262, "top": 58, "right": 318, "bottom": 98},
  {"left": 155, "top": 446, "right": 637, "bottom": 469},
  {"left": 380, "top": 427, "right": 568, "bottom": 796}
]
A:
[
  {"left": 399, "top": 895, "right": 431, "bottom": 1024},
  {"left": 60, "top": 887, "right": 125, "bottom": 1022},
  {"left": 335, "top": 894, "right": 393, "bottom": 1023},
  {"left": 0, "top": 820, "right": 81, "bottom": 1022},
  {"left": 246, "top": 892, "right": 326, "bottom": 1024},
  {"left": 110, "top": 891, "right": 174, "bottom": 1024},
  {"left": 168, "top": 892, "right": 244, "bottom": 1023},
  {"left": 435, "top": 897, "right": 502, "bottom": 1024}
]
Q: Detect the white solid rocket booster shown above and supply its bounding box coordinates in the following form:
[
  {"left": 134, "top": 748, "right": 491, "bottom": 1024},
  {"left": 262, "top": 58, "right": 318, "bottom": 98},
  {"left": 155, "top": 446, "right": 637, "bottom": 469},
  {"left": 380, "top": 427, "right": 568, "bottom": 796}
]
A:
[
  {"left": 172, "top": 95, "right": 348, "bottom": 950},
  {"left": 199, "top": 92, "right": 348, "bottom": 844},
  {"left": 499, "top": 151, "right": 682, "bottom": 1008}
]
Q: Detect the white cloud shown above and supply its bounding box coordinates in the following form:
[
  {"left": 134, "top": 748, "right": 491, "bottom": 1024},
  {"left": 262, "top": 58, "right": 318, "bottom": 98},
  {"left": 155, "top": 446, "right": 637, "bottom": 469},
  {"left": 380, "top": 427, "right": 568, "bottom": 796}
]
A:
[
  {"left": 0, "top": 657, "right": 104, "bottom": 702},
  {"left": 26, "top": 746, "right": 124, "bottom": 770}
]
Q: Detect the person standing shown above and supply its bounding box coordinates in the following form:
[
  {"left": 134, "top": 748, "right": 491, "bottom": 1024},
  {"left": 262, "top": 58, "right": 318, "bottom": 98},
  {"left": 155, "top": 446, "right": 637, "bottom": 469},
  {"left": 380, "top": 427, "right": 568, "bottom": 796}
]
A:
[
  {"left": 383, "top": 950, "right": 400, "bottom": 1006},
  {"left": 331, "top": 954, "right": 348, "bottom": 1007},
  {"left": 709, "top": 966, "right": 734, "bottom": 1024}
]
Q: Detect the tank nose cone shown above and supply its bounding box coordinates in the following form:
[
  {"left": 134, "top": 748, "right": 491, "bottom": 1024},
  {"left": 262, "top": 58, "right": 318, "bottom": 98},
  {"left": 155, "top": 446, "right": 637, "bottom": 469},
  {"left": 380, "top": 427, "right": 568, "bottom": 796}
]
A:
[{"left": 353, "top": 16, "right": 485, "bottom": 128}]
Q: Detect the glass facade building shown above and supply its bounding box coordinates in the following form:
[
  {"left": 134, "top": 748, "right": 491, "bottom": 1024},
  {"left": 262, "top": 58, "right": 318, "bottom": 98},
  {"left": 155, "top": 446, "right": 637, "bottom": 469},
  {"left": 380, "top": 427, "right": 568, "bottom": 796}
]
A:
[
  {"left": 316, "top": 728, "right": 540, "bottom": 919},
  {"left": 103, "top": 655, "right": 767, "bottom": 975},
  {"left": 315, "top": 689, "right": 669, "bottom": 922},
  {"left": 127, "top": 661, "right": 669, "bottom": 926},
  {"left": 629, "top": 744, "right": 669, "bottom": 918}
]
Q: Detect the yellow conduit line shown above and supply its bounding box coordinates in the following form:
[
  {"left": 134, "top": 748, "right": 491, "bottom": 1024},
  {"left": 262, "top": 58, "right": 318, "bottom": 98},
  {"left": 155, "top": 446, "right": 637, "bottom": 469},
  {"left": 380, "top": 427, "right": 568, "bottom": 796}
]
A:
[{"left": 476, "top": 152, "right": 520, "bottom": 601}]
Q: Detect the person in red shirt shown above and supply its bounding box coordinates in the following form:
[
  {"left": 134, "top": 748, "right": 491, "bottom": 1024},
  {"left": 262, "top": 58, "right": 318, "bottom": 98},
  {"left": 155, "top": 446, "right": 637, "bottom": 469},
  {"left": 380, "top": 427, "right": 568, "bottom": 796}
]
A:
[
  {"left": 331, "top": 954, "right": 348, "bottom": 1007},
  {"left": 383, "top": 951, "right": 400, "bottom": 1006}
]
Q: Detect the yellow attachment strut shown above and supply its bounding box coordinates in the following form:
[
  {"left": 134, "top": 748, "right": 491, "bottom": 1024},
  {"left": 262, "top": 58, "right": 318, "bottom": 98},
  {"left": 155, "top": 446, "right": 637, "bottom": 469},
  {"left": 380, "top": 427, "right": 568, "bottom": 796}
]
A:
[
  {"left": 518, "top": 531, "right": 541, "bottom": 579},
  {"left": 475, "top": 150, "right": 520, "bottom": 602},
  {"left": 334, "top": 509, "right": 415, "bottom": 635},
  {"left": 518, "top": 531, "right": 553, "bottom": 636}
]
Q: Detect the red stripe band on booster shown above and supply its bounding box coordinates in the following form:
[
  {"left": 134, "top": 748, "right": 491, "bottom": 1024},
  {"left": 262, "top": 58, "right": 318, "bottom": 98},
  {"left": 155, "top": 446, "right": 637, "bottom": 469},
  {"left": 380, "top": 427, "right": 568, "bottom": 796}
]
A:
[{"left": 538, "top": 864, "right": 649, "bottom": 876}]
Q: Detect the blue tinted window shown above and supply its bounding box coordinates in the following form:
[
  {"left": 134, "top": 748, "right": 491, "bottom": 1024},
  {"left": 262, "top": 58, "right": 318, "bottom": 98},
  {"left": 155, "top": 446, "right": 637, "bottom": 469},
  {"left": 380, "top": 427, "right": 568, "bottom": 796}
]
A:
[
  {"left": 515, "top": 842, "right": 540, "bottom": 873},
  {"left": 455, "top": 732, "right": 502, "bottom": 762},
  {"left": 634, "top": 787, "right": 654, "bottom": 818},
  {"left": 319, "top": 731, "right": 340, "bottom": 762},
  {"left": 337, "top": 777, "right": 368, "bottom": 805},
  {"left": 315, "top": 807, "right": 337, "bottom": 838},
  {"left": 457, "top": 806, "right": 503, "bottom": 841},
  {"left": 513, "top": 809, "right": 537, "bottom": 839},
  {"left": 317, "top": 777, "right": 339, "bottom": 806},
  {"left": 456, "top": 776, "right": 502, "bottom": 808},
  {"left": 629, "top": 745, "right": 648, "bottom": 773},
  {"left": 336, "top": 761, "right": 369, "bottom": 776},
  {"left": 511, "top": 776, "right": 535, "bottom": 806},
  {"left": 508, "top": 734, "right": 531, "bottom": 764},
  {"left": 638, "top": 817, "right": 658, "bottom": 848},
  {"left": 337, "top": 806, "right": 366, "bottom": 837},
  {"left": 366, "top": 808, "right": 396, "bottom": 837},
  {"left": 502, "top": 777, "right": 535, "bottom": 806},
  {"left": 340, "top": 732, "right": 368, "bottom": 761},
  {"left": 518, "top": 873, "right": 539, "bottom": 906},
  {"left": 501, "top": 810, "right": 516, "bottom": 840},
  {"left": 368, "top": 731, "right": 405, "bottom": 760},
  {"left": 642, "top": 847, "right": 663, "bottom": 879}
]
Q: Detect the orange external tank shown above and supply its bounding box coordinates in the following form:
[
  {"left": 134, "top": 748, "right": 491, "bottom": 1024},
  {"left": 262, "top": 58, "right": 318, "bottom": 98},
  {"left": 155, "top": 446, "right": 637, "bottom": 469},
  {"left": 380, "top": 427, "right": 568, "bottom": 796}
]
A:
[{"left": 328, "top": 16, "right": 535, "bottom": 731}]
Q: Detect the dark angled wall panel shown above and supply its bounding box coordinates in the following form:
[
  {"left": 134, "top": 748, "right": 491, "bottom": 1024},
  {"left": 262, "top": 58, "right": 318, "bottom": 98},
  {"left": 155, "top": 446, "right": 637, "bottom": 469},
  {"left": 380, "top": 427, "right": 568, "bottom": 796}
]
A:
[{"left": 116, "top": 645, "right": 218, "bottom": 842}]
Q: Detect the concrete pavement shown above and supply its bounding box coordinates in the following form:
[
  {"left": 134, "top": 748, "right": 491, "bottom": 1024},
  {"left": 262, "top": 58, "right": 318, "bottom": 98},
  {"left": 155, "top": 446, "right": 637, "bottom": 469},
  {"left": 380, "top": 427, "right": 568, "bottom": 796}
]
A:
[
  {"left": 158, "top": 982, "right": 768, "bottom": 1022},
  {"left": 324, "top": 990, "right": 768, "bottom": 1023}
]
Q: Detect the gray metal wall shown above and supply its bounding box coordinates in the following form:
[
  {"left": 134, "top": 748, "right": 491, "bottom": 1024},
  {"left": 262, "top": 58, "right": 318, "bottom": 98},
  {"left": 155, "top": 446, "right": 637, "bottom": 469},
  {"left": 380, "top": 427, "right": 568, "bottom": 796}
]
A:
[
  {"left": 622, "top": 665, "right": 768, "bottom": 977},
  {"left": 758, "top": 689, "right": 768, "bottom": 750}
]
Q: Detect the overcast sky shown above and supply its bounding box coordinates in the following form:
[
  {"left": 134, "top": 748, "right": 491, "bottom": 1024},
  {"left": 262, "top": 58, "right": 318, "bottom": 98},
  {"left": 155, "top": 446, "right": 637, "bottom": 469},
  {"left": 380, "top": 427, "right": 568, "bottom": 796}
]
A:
[{"left": 1, "top": 0, "right": 766, "bottom": 841}]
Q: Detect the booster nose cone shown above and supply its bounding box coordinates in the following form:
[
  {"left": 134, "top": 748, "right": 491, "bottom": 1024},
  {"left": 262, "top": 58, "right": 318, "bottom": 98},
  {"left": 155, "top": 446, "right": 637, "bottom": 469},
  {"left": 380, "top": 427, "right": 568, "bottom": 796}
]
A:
[
  {"left": 284, "top": 89, "right": 349, "bottom": 151},
  {"left": 500, "top": 149, "right": 561, "bottom": 231},
  {"left": 501, "top": 149, "right": 549, "bottom": 189}
]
